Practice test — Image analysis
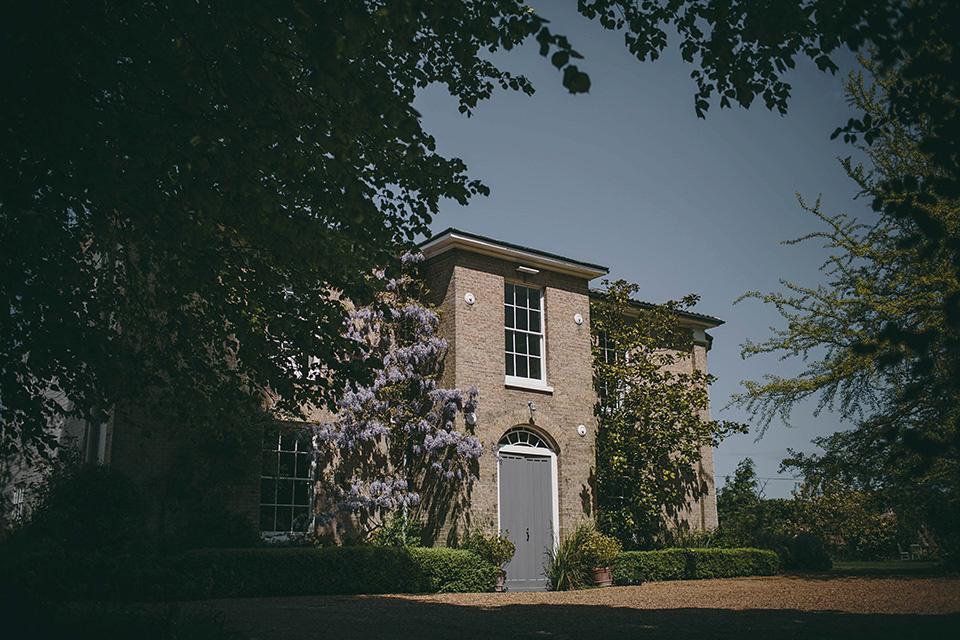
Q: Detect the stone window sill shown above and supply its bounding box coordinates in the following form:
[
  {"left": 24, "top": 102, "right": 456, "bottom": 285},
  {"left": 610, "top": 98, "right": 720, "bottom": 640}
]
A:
[{"left": 504, "top": 376, "right": 554, "bottom": 394}]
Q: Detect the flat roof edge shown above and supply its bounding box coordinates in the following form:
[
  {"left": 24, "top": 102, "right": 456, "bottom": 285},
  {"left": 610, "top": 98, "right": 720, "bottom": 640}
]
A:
[{"left": 420, "top": 228, "right": 609, "bottom": 280}]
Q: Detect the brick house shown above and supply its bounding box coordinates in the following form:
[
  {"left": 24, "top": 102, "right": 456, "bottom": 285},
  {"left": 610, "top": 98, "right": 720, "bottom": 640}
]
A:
[
  {"left": 3, "top": 228, "right": 723, "bottom": 591},
  {"left": 414, "top": 229, "right": 722, "bottom": 589}
]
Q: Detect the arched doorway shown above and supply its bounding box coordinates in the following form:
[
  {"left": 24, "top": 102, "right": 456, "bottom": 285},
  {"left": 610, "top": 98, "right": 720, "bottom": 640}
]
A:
[{"left": 497, "top": 427, "right": 559, "bottom": 591}]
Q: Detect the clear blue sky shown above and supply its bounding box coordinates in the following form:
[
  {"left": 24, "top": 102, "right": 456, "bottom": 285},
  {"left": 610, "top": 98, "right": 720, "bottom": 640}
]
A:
[{"left": 413, "top": 2, "right": 875, "bottom": 498}]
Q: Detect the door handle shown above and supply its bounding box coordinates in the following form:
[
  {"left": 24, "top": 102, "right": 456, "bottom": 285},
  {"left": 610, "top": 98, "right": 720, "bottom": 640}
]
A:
[{"left": 526, "top": 528, "right": 530, "bottom": 542}]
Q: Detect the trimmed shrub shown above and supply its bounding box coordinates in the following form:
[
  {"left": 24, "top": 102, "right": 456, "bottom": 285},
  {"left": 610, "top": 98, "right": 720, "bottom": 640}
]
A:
[
  {"left": 613, "top": 548, "right": 779, "bottom": 585},
  {"left": 782, "top": 532, "right": 833, "bottom": 571},
  {"left": 0, "top": 462, "right": 146, "bottom": 601},
  {"left": 117, "top": 546, "right": 497, "bottom": 601},
  {"left": 166, "top": 507, "right": 262, "bottom": 553},
  {"left": 685, "top": 548, "right": 780, "bottom": 579}
]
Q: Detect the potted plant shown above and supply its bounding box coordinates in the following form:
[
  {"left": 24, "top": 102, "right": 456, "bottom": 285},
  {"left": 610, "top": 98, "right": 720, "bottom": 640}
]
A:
[
  {"left": 463, "top": 528, "right": 516, "bottom": 592},
  {"left": 579, "top": 530, "right": 621, "bottom": 587}
]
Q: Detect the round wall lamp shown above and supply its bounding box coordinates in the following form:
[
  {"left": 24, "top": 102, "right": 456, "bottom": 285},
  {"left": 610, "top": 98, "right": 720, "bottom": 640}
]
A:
[
  {"left": 577, "top": 424, "right": 587, "bottom": 437},
  {"left": 465, "top": 412, "right": 477, "bottom": 426},
  {"left": 464, "top": 292, "right": 476, "bottom": 305},
  {"left": 573, "top": 313, "right": 584, "bottom": 325}
]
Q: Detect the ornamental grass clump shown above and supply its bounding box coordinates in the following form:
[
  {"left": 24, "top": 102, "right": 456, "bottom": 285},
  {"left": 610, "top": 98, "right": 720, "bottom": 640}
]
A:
[{"left": 547, "top": 525, "right": 592, "bottom": 591}]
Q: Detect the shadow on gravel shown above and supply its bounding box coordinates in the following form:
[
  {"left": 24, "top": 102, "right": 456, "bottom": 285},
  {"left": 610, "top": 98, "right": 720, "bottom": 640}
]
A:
[
  {"left": 200, "top": 597, "right": 960, "bottom": 640},
  {"left": 786, "top": 565, "right": 952, "bottom": 581}
]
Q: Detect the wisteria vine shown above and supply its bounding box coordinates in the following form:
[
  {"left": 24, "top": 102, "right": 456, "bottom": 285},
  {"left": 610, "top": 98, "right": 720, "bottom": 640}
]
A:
[{"left": 309, "top": 253, "right": 481, "bottom": 535}]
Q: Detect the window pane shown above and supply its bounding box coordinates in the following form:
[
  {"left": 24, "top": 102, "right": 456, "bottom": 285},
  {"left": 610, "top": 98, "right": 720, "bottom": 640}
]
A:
[
  {"left": 294, "top": 480, "right": 309, "bottom": 506},
  {"left": 516, "top": 309, "right": 528, "bottom": 331},
  {"left": 515, "top": 286, "right": 526, "bottom": 308},
  {"left": 276, "top": 506, "right": 293, "bottom": 532},
  {"left": 295, "top": 453, "right": 311, "bottom": 479},
  {"left": 293, "top": 507, "right": 309, "bottom": 529},
  {"left": 529, "top": 338, "right": 540, "bottom": 357},
  {"left": 516, "top": 356, "right": 528, "bottom": 378},
  {"left": 277, "top": 479, "right": 294, "bottom": 505},
  {"left": 504, "top": 283, "right": 514, "bottom": 304},
  {"left": 279, "top": 452, "right": 295, "bottom": 477},
  {"left": 529, "top": 357, "right": 541, "bottom": 380},
  {"left": 529, "top": 290, "right": 540, "bottom": 310},
  {"left": 505, "top": 306, "right": 514, "bottom": 328},
  {"left": 280, "top": 433, "right": 296, "bottom": 451},
  {"left": 506, "top": 353, "right": 515, "bottom": 376},
  {"left": 530, "top": 310, "right": 540, "bottom": 333},
  {"left": 515, "top": 333, "right": 527, "bottom": 354},
  {"left": 505, "top": 330, "right": 514, "bottom": 353}
]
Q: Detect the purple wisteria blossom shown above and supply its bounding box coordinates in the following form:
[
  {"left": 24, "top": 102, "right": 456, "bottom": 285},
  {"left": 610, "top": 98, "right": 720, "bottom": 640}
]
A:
[{"left": 310, "top": 254, "right": 481, "bottom": 536}]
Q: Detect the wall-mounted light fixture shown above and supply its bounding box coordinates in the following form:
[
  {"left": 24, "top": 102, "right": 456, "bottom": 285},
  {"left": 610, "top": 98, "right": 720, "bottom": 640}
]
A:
[
  {"left": 517, "top": 265, "right": 539, "bottom": 275},
  {"left": 577, "top": 424, "right": 587, "bottom": 437},
  {"left": 573, "top": 313, "right": 584, "bottom": 325},
  {"left": 464, "top": 292, "right": 476, "bottom": 305}
]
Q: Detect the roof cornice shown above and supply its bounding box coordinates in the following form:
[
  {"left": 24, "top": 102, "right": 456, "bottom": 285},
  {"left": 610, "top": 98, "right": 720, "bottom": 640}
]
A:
[
  {"left": 419, "top": 228, "right": 609, "bottom": 280},
  {"left": 588, "top": 289, "right": 724, "bottom": 329}
]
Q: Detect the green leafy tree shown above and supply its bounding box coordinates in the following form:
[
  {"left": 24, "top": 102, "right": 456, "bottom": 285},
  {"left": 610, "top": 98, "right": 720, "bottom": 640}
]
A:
[
  {"left": 830, "top": 8, "right": 960, "bottom": 400},
  {"left": 716, "top": 458, "right": 762, "bottom": 546},
  {"left": 789, "top": 479, "right": 897, "bottom": 560},
  {"left": 716, "top": 457, "right": 795, "bottom": 548},
  {"left": 736, "top": 55, "right": 960, "bottom": 561},
  {"left": 0, "top": 1, "right": 578, "bottom": 458},
  {"left": 592, "top": 280, "right": 745, "bottom": 548},
  {"left": 782, "top": 431, "right": 960, "bottom": 564},
  {"left": 736, "top": 56, "right": 959, "bottom": 449}
]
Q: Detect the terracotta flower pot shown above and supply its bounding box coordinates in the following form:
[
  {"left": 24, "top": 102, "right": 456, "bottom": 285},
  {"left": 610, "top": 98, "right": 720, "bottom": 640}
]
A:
[
  {"left": 494, "top": 568, "right": 507, "bottom": 592},
  {"left": 590, "top": 566, "right": 613, "bottom": 587}
]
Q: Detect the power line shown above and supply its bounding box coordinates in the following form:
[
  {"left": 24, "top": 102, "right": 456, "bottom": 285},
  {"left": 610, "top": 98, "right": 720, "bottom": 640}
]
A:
[{"left": 715, "top": 475, "right": 800, "bottom": 482}]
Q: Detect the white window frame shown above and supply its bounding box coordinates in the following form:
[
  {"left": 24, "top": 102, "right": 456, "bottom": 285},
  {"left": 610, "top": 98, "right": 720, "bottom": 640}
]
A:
[
  {"left": 11, "top": 486, "right": 25, "bottom": 521},
  {"left": 504, "top": 281, "right": 552, "bottom": 392},
  {"left": 260, "top": 430, "right": 313, "bottom": 535},
  {"left": 594, "top": 331, "right": 626, "bottom": 408}
]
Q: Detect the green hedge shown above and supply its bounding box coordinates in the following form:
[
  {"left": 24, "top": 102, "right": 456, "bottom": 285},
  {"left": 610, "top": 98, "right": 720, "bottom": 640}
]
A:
[
  {"left": 108, "top": 547, "right": 497, "bottom": 601},
  {"left": 613, "top": 548, "right": 779, "bottom": 585}
]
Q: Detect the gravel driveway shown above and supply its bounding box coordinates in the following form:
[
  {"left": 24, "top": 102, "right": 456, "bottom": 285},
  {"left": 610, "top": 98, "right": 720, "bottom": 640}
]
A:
[{"left": 199, "top": 575, "right": 960, "bottom": 640}]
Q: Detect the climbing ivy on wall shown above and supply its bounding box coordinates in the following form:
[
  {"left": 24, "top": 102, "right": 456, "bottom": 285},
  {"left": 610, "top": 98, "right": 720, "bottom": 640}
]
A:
[{"left": 591, "top": 279, "right": 746, "bottom": 548}]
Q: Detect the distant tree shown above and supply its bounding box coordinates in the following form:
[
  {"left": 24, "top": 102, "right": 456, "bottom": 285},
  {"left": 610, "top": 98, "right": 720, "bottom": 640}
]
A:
[
  {"left": 716, "top": 457, "right": 795, "bottom": 548},
  {"left": 717, "top": 458, "right": 761, "bottom": 537},
  {"left": 789, "top": 478, "right": 897, "bottom": 560},
  {"left": 782, "top": 431, "right": 960, "bottom": 564},
  {"left": 311, "top": 255, "right": 481, "bottom": 543},
  {"left": 591, "top": 280, "right": 745, "bottom": 548}
]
